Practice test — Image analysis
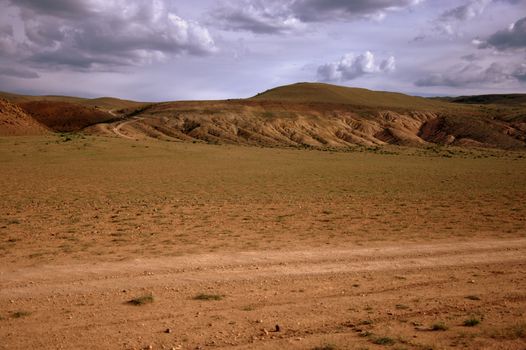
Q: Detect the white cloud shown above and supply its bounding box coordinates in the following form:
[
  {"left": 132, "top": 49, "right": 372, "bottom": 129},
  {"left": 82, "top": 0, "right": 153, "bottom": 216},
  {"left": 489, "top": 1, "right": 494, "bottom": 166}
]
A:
[
  {"left": 2, "top": 0, "right": 216, "bottom": 71},
  {"left": 317, "top": 51, "right": 396, "bottom": 82},
  {"left": 415, "top": 61, "right": 523, "bottom": 87},
  {"left": 212, "top": 0, "right": 422, "bottom": 34}
]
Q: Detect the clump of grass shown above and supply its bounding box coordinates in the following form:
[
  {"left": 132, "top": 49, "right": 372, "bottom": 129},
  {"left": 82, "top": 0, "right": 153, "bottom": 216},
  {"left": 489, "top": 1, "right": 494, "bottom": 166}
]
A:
[
  {"left": 431, "top": 322, "right": 449, "bottom": 331},
  {"left": 359, "top": 331, "right": 373, "bottom": 338},
  {"left": 360, "top": 319, "right": 373, "bottom": 325},
  {"left": 193, "top": 293, "right": 223, "bottom": 301},
  {"left": 127, "top": 294, "right": 154, "bottom": 306},
  {"left": 463, "top": 318, "right": 480, "bottom": 327},
  {"left": 465, "top": 295, "right": 481, "bottom": 301},
  {"left": 373, "top": 336, "right": 395, "bottom": 345},
  {"left": 396, "top": 304, "right": 410, "bottom": 310},
  {"left": 11, "top": 311, "right": 31, "bottom": 318},
  {"left": 312, "top": 344, "right": 337, "bottom": 350}
]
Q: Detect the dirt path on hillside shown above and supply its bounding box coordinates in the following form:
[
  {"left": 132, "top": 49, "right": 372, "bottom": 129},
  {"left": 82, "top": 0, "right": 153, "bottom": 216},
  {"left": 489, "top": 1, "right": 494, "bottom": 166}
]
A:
[
  {"left": 1, "top": 239, "right": 525, "bottom": 350},
  {"left": 111, "top": 117, "right": 143, "bottom": 139}
]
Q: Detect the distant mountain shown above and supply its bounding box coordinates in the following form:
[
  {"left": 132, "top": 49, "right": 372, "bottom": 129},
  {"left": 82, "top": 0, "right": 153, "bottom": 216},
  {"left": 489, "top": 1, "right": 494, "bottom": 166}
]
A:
[{"left": 436, "top": 94, "right": 526, "bottom": 107}]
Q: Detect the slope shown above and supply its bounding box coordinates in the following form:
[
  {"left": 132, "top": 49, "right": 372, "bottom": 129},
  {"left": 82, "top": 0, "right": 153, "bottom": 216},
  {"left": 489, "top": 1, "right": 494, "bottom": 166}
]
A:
[
  {"left": 0, "top": 99, "right": 49, "bottom": 136},
  {"left": 0, "top": 91, "right": 144, "bottom": 111},
  {"left": 251, "top": 82, "right": 448, "bottom": 111},
  {"left": 19, "top": 101, "right": 116, "bottom": 132}
]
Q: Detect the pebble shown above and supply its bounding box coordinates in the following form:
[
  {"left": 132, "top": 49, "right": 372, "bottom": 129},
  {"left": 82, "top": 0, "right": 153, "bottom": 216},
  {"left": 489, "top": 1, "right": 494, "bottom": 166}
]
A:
[{"left": 165, "top": 328, "right": 172, "bottom": 334}]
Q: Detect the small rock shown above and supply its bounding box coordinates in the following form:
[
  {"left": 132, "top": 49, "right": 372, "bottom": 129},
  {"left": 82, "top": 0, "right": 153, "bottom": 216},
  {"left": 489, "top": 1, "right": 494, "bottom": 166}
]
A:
[
  {"left": 263, "top": 329, "right": 269, "bottom": 335},
  {"left": 275, "top": 324, "right": 281, "bottom": 332},
  {"left": 165, "top": 328, "right": 172, "bottom": 334}
]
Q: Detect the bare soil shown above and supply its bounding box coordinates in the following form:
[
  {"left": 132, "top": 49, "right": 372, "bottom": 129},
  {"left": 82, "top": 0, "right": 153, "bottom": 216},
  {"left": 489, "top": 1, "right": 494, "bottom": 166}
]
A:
[
  {"left": 1, "top": 239, "right": 525, "bottom": 349},
  {"left": 0, "top": 136, "right": 525, "bottom": 349}
]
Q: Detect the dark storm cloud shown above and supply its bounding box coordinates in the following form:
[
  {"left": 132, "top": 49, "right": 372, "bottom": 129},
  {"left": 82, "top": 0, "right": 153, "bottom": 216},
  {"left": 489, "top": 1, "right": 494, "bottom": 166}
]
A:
[
  {"left": 8, "top": 0, "right": 91, "bottom": 18},
  {"left": 290, "top": 0, "right": 422, "bottom": 22},
  {"left": 479, "top": 16, "right": 526, "bottom": 50},
  {"left": 212, "top": 1, "right": 301, "bottom": 34},
  {"left": 0, "top": 66, "right": 40, "bottom": 79},
  {"left": 213, "top": 0, "right": 421, "bottom": 34},
  {"left": 438, "top": 0, "right": 489, "bottom": 22},
  {"left": 1, "top": 0, "right": 216, "bottom": 71},
  {"left": 415, "top": 62, "right": 521, "bottom": 87}
]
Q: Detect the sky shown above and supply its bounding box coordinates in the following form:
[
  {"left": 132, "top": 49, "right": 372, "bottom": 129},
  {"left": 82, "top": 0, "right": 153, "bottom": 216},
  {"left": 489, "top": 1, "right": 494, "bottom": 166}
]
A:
[{"left": 0, "top": 0, "right": 525, "bottom": 101}]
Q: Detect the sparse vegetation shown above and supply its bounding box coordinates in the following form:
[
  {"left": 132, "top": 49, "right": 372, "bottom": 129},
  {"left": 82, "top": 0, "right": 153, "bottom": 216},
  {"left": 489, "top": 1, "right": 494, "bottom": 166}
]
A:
[
  {"left": 11, "top": 311, "right": 31, "bottom": 318},
  {"left": 127, "top": 294, "right": 154, "bottom": 306},
  {"left": 431, "top": 322, "right": 448, "bottom": 331},
  {"left": 490, "top": 323, "right": 526, "bottom": 340},
  {"left": 312, "top": 344, "right": 338, "bottom": 350},
  {"left": 463, "top": 318, "right": 480, "bottom": 327},
  {"left": 193, "top": 293, "right": 223, "bottom": 301},
  {"left": 373, "top": 336, "right": 396, "bottom": 345}
]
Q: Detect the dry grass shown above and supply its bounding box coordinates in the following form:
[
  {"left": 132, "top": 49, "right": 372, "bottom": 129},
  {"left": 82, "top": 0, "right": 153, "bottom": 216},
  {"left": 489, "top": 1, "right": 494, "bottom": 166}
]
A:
[
  {"left": 127, "top": 295, "right": 154, "bottom": 306},
  {"left": 0, "top": 136, "right": 525, "bottom": 267}
]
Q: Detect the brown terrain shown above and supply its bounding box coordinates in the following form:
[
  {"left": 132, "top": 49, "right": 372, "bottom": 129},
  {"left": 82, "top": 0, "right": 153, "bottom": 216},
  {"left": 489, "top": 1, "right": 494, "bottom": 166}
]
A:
[
  {"left": 0, "top": 99, "right": 49, "bottom": 136},
  {"left": 0, "top": 83, "right": 525, "bottom": 349},
  {"left": 2, "top": 83, "right": 526, "bottom": 149}
]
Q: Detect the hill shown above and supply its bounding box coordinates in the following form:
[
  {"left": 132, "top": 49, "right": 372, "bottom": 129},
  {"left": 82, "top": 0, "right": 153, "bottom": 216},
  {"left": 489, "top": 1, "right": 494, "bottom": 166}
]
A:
[
  {"left": 2, "top": 83, "right": 525, "bottom": 150},
  {"left": 251, "top": 82, "right": 446, "bottom": 111},
  {"left": 0, "top": 99, "right": 49, "bottom": 136},
  {"left": 438, "top": 94, "right": 526, "bottom": 107},
  {"left": 19, "top": 101, "right": 116, "bottom": 132},
  {"left": 0, "top": 91, "right": 144, "bottom": 111},
  {"left": 86, "top": 83, "right": 525, "bottom": 150}
]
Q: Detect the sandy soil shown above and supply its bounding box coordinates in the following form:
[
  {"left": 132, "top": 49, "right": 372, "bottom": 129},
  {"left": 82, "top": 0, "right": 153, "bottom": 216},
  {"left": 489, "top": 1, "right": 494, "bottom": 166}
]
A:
[
  {"left": 1, "top": 137, "right": 525, "bottom": 349},
  {"left": 1, "top": 239, "right": 525, "bottom": 350}
]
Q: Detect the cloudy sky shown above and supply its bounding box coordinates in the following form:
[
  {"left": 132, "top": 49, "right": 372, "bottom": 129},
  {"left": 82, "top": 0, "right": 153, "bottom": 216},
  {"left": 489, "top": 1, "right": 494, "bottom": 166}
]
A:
[{"left": 0, "top": 0, "right": 525, "bottom": 101}]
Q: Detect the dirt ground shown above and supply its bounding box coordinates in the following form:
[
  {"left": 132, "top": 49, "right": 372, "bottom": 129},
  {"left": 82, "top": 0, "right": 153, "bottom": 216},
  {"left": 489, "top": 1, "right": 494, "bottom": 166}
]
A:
[{"left": 0, "top": 136, "right": 525, "bottom": 349}]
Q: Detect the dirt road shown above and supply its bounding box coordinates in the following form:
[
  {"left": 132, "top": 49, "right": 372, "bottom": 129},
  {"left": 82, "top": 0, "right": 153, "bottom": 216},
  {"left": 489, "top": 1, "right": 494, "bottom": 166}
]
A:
[
  {"left": 110, "top": 116, "right": 144, "bottom": 139},
  {"left": 1, "top": 239, "right": 525, "bottom": 349}
]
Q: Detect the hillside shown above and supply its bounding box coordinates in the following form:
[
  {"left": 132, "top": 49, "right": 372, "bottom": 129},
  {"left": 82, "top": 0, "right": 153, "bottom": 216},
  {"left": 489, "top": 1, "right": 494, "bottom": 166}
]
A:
[
  {"left": 0, "top": 99, "right": 49, "bottom": 136},
  {"left": 439, "top": 94, "right": 526, "bottom": 107},
  {"left": 251, "top": 82, "right": 447, "bottom": 111},
  {"left": 2, "top": 83, "right": 526, "bottom": 150},
  {"left": 0, "top": 91, "right": 144, "bottom": 111},
  {"left": 19, "top": 101, "right": 116, "bottom": 132},
  {"left": 87, "top": 83, "right": 525, "bottom": 150}
]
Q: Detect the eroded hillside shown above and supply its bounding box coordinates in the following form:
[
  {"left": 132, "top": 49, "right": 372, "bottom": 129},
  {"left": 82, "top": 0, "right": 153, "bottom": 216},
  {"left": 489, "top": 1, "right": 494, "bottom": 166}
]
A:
[
  {"left": 3, "top": 83, "right": 526, "bottom": 150},
  {"left": 0, "top": 99, "right": 49, "bottom": 136}
]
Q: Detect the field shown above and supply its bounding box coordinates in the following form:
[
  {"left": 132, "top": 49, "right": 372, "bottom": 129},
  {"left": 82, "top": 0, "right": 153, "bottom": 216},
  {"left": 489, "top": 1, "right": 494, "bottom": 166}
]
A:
[{"left": 1, "top": 135, "right": 525, "bottom": 349}]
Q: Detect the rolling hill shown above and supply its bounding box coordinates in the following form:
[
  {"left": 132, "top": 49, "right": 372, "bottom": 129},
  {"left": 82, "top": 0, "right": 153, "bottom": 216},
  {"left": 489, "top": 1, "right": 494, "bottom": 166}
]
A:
[
  {"left": 251, "top": 82, "right": 446, "bottom": 111},
  {"left": 438, "top": 94, "right": 526, "bottom": 107},
  {"left": 0, "top": 91, "right": 144, "bottom": 111},
  {"left": 0, "top": 99, "right": 49, "bottom": 136},
  {"left": 18, "top": 101, "right": 116, "bottom": 132},
  {"left": 2, "top": 83, "right": 526, "bottom": 150}
]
